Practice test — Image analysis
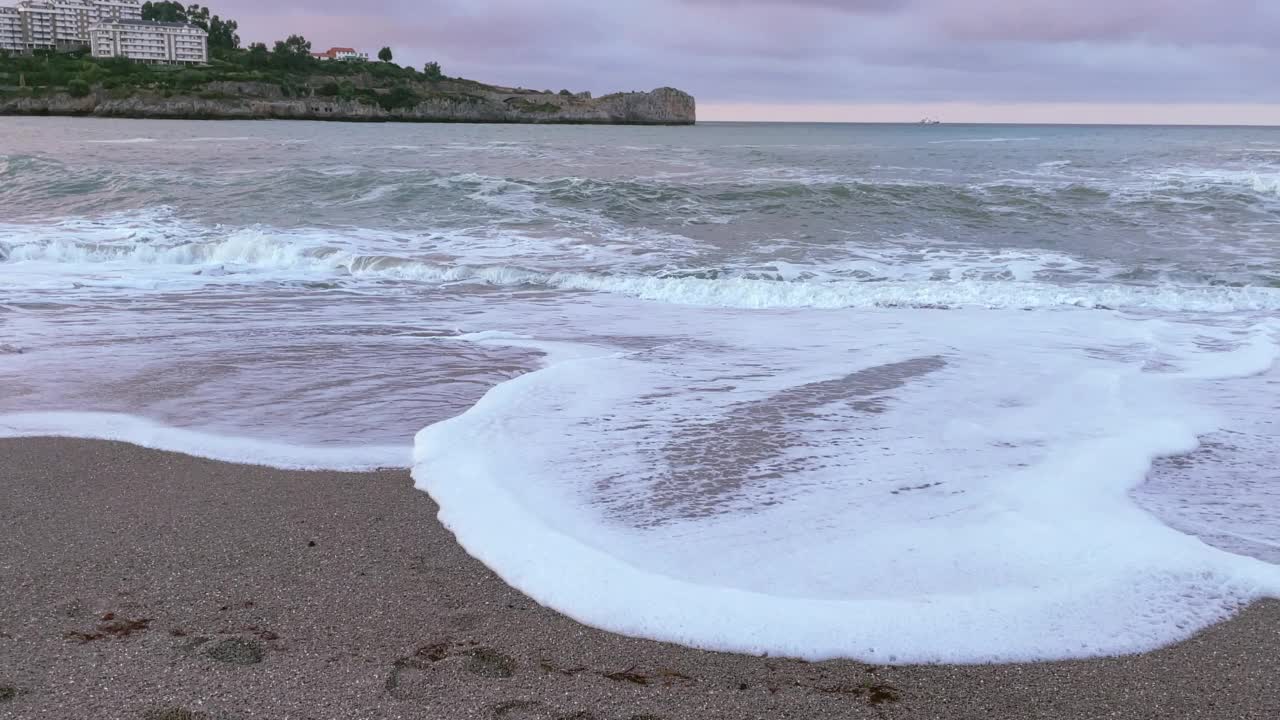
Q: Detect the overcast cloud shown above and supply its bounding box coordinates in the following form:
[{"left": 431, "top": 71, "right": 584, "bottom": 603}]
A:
[{"left": 215, "top": 0, "right": 1279, "bottom": 116}]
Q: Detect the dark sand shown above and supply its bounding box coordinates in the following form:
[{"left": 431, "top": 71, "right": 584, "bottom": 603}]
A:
[{"left": 2, "top": 438, "right": 1278, "bottom": 720}]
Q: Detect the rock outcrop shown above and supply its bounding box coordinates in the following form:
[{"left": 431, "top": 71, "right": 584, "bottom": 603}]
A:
[{"left": 0, "top": 84, "right": 696, "bottom": 125}]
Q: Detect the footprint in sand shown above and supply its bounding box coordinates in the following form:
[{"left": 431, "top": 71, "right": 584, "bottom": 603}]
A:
[
  {"left": 142, "top": 708, "right": 210, "bottom": 720},
  {"left": 386, "top": 641, "right": 519, "bottom": 699},
  {"left": 463, "top": 647, "right": 518, "bottom": 678},
  {"left": 205, "top": 637, "right": 265, "bottom": 665}
]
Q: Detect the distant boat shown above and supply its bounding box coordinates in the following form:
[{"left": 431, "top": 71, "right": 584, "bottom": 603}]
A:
[{"left": 919, "top": 117, "right": 942, "bottom": 125}]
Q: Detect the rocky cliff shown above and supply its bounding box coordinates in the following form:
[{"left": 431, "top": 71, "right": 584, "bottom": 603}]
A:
[{"left": 0, "top": 83, "right": 696, "bottom": 125}]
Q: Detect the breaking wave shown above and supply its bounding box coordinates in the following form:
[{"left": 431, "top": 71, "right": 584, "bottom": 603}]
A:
[{"left": 4, "top": 228, "right": 1280, "bottom": 312}]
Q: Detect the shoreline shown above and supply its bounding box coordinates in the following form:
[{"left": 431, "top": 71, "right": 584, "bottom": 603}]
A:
[
  {"left": 0, "top": 109, "right": 699, "bottom": 126},
  {"left": 0, "top": 86, "right": 697, "bottom": 126},
  {"left": 2, "top": 436, "right": 1278, "bottom": 719}
]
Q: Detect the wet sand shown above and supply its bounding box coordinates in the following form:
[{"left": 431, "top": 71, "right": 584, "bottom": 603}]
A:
[{"left": 1, "top": 437, "right": 1278, "bottom": 720}]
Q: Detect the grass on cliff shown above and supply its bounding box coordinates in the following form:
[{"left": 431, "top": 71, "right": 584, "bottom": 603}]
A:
[{"left": 0, "top": 47, "right": 568, "bottom": 111}]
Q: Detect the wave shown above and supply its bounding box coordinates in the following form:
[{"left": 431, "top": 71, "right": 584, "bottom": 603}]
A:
[
  {"left": 86, "top": 137, "right": 158, "bottom": 144},
  {"left": 5, "top": 231, "right": 1280, "bottom": 312},
  {"left": 419, "top": 168, "right": 1280, "bottom": 217},
  {"left": 0, "top": 412, "right": 408, "bottom": 470},
  {"left": 928, "top": 137, "right": 1041, "bottom": 144},
  {"left": 413, "top": 321, "right": 1280, "bottom": 662},
  {"left": 180, "top": 136, "right": 261, "bottom": 143},
  {"left": 1142, "top": 167, "right": 1280, "bottom": 201},
  {"left": 6, "top": 158, "right": 1280, "bottom": 233},
  {"left": 1249, "top": 173, "right": 1280, "bottom": 197}
]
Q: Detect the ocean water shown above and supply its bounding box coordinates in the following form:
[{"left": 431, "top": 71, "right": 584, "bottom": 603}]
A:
[{"left": 2, "top": 117, "right": 1279, "bottom": 663}]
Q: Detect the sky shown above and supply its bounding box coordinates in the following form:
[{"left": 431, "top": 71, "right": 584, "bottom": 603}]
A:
[{"left": 219, "top": 0, "right": 1280, "bottom": 125}]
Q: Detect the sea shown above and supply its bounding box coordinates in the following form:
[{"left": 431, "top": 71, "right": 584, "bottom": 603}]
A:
[{"left": 2, "top": 117, "right": 1278, "bottom": 663}]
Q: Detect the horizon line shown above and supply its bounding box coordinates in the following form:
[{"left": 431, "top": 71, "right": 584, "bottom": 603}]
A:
[
  {"left": 695, "top": 120, "right": 1280, "bottom": 128},
  {"left": 697, "top": 102, "right": 1280, "bottom": 127}
]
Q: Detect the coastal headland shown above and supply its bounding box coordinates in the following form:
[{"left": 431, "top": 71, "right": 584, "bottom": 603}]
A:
[
  {"left": 0, "top": 6, "right": 694, "bottom": 126},
  {"left": 0, "top": 79, "right": 697, "bottom": 125}
]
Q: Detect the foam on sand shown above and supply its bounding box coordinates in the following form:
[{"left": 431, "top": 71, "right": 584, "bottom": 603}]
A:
[
  {"left": 413, "top": 310, "right": 1280, "bottom": 663},
  {"left": 0, "top": 411, "right": 409, "bottom": 471}
]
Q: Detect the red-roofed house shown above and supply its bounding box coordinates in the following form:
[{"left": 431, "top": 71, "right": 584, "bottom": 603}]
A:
[{"left": 310, "top": 46, "right": 367, "bottom": 61}]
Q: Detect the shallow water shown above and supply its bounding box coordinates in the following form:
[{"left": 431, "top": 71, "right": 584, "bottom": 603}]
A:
[{"left": 2, "top": 117, "right": 1278, "bottom": 662}]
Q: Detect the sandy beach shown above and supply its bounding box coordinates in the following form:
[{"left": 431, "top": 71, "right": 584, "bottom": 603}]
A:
[{"left": 1, "top": 436, "right": 1277, "bottom": 720}]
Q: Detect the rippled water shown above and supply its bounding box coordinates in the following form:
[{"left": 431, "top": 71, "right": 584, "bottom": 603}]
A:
[{"left": 2, "top": 117, "right": 1278, "bottom": 662}]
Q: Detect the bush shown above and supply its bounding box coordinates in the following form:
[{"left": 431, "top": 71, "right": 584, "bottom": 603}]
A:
[
  {"left": 67, "top": 77, "right": 90, "bottom": 97},
  {"left": 377, "top": 84, "right": 418, "bottom": 111},
  {"left": 176, "top": 69, "right": 207, "bottom": 90}
]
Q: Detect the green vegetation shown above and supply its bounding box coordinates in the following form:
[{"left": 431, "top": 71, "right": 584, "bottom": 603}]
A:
[
  {"left": 142, "top": 2, "right": 239, "bottom": 52},
  {"left": 0, "top": 6, "right": 469, "bottom": 115},
  {"left": 0, "top": 3, "right": 617, "bottom": 120}
]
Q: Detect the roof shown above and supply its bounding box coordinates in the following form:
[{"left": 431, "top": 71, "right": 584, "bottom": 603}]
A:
[{"left": 99, "top": 18, "right": 208, "bottom": 32}]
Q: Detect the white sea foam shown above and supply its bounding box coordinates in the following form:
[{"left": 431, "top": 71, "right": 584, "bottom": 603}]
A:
[
  {"left": 414, "top": 311, "right": 1280, "bottom": 663},
  {"left": 1248, "top": 173, "right": 1280, "bottom": 197},
  {"left": 180, "top": 136, "right": 261, "bottom": 143},
  {"left": 928, "top": 137, "right": 1041, "bottom": 145},
  {"left": 86, "top": 137, "right": 158, "bottom": 144},
  {"left": 343, "top": 184, "right": 402, "bottom": 205},
  {"left": 0, "top": 412, "right": 409, "bottom": 470},
  {"left": 1144, "top": 167, "right": 1280, "bottom": 200},
  {"left": 7, "top": 124, "right": 1280, "bottom": 668},
  {"left": 4, "top": 226, "right": 1279, "bottom": 311},
  {"left": 547, "top": 272, "right": 1280, "bottom": 312}
]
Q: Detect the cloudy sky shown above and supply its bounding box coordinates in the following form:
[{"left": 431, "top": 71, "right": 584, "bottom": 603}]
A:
[{"left": 219, "top": 0, "right": 1280, "bottom": 124}]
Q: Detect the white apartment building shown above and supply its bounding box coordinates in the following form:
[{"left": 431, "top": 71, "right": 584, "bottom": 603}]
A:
[
  {"left": 0, "top": 0, "right": 140, "bottom": 51},
  {"left": 90, "top": 18, "right": 206, "bottom": 64},
  {"left": 0, "top": 7, "right": 22, "bottom": 52}
]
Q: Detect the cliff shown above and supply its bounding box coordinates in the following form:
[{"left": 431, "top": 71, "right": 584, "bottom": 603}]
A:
[{"left": 0, "top": 82, "right": 696, "bottom": 125}]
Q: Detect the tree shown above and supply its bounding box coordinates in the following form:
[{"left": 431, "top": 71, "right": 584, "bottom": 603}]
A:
[
  {"left": 276, "top": 34, "right": 311, "bottom": 55},
  {"left": 206, "top": 15, "right": 239, "bottom": 50},
  {"left": 143, "top": 2, "right": 238, "bottom": 50},
  {"left": 378, "top": 46, "right": 392, "bottom": 63},
  {"left": 67, "top": 77, "right": 90, "bottom": 97},
  {"left": 142, "top": 1, "right": 186, "bottom": 22},
  {"left": 270, "top": 34, "right": 312, "bottom": 70},
  {"left": 246, "top": 41, "right": 269, "bottom": 67},
  {"left": 422, "top": 61, "right": 442, "bottom": 81}
]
